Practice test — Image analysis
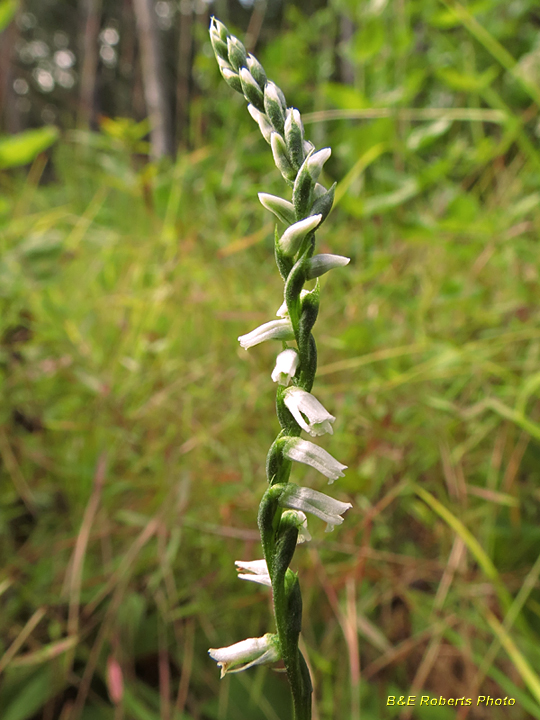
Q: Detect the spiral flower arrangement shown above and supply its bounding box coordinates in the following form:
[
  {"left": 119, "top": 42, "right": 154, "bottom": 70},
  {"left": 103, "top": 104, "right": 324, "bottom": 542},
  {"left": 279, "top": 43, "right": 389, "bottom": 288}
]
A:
[{"left": 208, "top": 17, "right": 352, "bottom": 719}]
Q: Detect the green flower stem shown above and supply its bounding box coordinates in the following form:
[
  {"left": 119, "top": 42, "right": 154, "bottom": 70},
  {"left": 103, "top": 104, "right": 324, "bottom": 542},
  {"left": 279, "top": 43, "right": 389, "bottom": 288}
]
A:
[{"left": 209, "top": 17, "right": 349, "bottom": 720}]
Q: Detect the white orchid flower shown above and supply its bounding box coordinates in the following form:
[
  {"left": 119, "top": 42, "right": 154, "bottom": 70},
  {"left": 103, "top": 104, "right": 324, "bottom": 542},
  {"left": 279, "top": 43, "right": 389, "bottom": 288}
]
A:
[
  {"left": 306, "top": 254, "right": 350, "bottom": 279},
  {"left": 279, "top": 484, "right": 352, "bottom": 532},
  {"left": 271, "top": 348, "right": 299, "bottom": 385},
  {"left": 283, "top": 387, "right": 335, "bottom": 437},
  {"left": 283, "top": 437, "right": 347, "bottom": 483},
  {"left": 238, "top": 319, "right": 294, "bottom": 350},
  {"left": 208, "top": 634, "right": 280, "bottom": 678}
]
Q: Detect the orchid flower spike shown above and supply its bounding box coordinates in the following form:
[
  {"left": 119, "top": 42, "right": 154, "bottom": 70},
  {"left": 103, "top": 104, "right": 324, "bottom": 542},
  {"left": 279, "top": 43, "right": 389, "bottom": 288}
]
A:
[{"left": 209, "top": 19, "right": 352, "bottom": 713}]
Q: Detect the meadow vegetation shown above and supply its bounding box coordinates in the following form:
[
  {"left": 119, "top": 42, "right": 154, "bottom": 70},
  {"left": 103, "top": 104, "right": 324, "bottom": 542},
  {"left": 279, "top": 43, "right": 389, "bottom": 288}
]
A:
[{"left": 2, "top": 1, "right": 540, "bottom": 718}]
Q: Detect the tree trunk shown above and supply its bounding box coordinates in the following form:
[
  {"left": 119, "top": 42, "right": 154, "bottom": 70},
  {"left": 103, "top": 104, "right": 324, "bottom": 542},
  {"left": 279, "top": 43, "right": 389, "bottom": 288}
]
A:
[
  {"left": 0, "top": 14, "right": 21, "bottom": 133},
  {"left": 78, "top": 0, "right": 102, "bottom": 128},
  {"left": 176, "top": 1, "right": 192, "bottom": 148},
  {"left": 132, "top": 0, "right": 174, "bottom": 159}
]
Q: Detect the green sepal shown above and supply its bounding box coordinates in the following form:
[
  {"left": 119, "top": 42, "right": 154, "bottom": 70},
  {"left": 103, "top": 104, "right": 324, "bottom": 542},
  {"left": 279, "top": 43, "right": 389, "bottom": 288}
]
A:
[
  {"left": 292, "top": 152, "right": 315, "bottom": 220},
  {"left": 209, "top": 18, "right": 229, "bottom": 61},
  {"left": 275, "top": 227, "right": 294, "bottom": 281},
  {"left": 310, "top": 181, "right": 336, "bottom": 224},
  {"left": 266, "top": 434, "right": 293, "bottom": 486},
  {"left": 227, "top": 36, "right": 247, "bottom": 73}
]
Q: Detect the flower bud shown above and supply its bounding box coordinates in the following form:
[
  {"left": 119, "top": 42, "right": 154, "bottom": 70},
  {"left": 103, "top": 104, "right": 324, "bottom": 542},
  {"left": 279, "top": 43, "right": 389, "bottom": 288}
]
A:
[
  {"left": 310, "top": 182, "right": 336, "bottom": 224},
  {"left": 264, "top": 81, "right": 286, "bottom": 135},
  {"left": 292, "top": 151, "right": 315, "bottom": 219},
  {"left": 216, "top": 55, "right": 233, "bottom": 74},
  {"left": 280, "top": 510, "right": 312, "bottom": 543},
  {"left": 221, "top": 68, "right": 243, "bottom": 94},
  {"left": 306, "top": 254, "right": 350, "bottom": 279},
  {"left": 248, "top": 105, "right": 274, "bottom": 144},
  {"left": 278, "top": 214, "right": 322, "bottom": 257},
  {"left": 246, "top": 53, "right": 267, "bottom": 88},
  {"left": 209, "top": 17, "right": 229, "bottom": 61},
  {"left": 227, "top": 36, "right": 247, "bottom": 72},
  {"left": 284, "top": 108, "right": 305, "bottom": 170},
  {"left": 271, "top": 132, "right": 296, "bottom": 184},
  {"left": 307, "top": 147, "right": 331, "bottom": 184},
  {"left": 274, "top": 84, "right": 287, "bottom": 111},
  {"left": 313, "top": 183, "right": 327, "bottom": 199},
  {"left": 239, "top": 68, "right": 265, "bottom": 112},
  {"left": 258, "top": 192, "right": 297, "bottom": 225}
]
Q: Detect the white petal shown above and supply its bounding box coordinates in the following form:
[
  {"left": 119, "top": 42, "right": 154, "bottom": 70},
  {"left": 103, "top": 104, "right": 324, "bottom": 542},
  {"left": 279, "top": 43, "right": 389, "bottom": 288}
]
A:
[
  {"left": 235, "top": 559, "right": 271, "bottom": 587},
  {"left": 283, "top": 438, "right": 347, "bottom": 482},
  {"left": 279, "top": 485, "right": 352, "bottom": 532}
]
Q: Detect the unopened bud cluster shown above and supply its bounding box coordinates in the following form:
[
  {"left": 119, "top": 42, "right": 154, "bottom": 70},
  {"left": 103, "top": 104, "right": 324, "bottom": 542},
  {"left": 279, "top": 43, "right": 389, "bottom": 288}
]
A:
[{"left": 208, "top": 18, "right": 352, "bottom": 720}]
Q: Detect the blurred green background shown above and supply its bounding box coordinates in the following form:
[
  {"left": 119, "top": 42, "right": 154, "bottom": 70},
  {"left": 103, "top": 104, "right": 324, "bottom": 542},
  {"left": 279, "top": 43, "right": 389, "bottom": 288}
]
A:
[{"left": 2, "top": 0, "right": 540, "bottom": 718}]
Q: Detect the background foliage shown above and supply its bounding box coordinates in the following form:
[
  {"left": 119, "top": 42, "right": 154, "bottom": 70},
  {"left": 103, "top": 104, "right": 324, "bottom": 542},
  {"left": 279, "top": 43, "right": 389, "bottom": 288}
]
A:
[{"left": 2, "top": 0, "right": 540, "bottom": 718}]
